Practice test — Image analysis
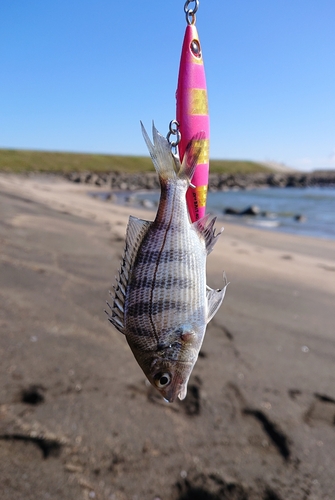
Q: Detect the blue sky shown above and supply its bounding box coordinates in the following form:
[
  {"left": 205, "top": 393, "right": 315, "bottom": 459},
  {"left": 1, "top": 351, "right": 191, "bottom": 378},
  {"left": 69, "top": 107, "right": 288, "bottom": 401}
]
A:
[{"left": 1, "top": 0, "right": 334, "bottom": 171}]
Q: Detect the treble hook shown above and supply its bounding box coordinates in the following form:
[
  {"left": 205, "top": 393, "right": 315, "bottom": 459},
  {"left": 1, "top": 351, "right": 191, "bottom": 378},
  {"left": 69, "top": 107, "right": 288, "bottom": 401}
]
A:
[{"left": 184, "top": 0, "right": 199, "bottom": 25}]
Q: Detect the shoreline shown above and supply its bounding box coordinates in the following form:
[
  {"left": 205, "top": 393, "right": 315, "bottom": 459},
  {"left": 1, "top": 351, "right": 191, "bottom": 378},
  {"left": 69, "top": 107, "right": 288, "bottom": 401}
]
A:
[
  {"left": 1, "top": 172, "right": 335, "bottom": 253},
  {"left": 88, "top": 186, "right": 335, "bottom": 242},
  {"left": 5, "top": 171, "right": 334, "bottom": 241}
]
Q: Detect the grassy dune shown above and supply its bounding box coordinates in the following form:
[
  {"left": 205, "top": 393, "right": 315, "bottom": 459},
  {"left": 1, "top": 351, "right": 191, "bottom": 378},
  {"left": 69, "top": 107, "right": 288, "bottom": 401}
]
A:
[{"left": 0, "top": 148, "right": 272, "bottom": 174}]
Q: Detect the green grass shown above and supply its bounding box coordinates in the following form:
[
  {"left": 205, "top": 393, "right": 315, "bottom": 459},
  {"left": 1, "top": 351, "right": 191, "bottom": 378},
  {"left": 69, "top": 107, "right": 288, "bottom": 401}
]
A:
[
  {"left": 0, "top": 148, "right": 272, "bottom": 175},
  {"left": 209, "top": 159, "right": 271, "bottom": 174}
]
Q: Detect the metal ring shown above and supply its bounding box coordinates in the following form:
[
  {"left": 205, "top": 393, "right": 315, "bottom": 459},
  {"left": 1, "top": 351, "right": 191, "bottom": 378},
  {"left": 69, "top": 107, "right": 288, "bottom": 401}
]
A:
[
  {"left": 169, "top": 136, "right": 181, "bottom": 148},
  {"left": 184, "top": 0, "right": 199, "bottom": 25},
  {"left": 166, "top": 131, "right": 181, "bottom": 148},
  {"left": 167, "top": 120, "right": 181, "bottom": 149},
  {"left": 169, "top": 119, "right": 180, "bottom": 135}
]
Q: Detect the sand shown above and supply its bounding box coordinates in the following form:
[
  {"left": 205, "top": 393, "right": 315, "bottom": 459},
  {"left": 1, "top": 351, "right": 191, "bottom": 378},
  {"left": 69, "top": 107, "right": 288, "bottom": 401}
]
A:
[{"left": 0, "top": 173, "right": 335, "bottom": 500}]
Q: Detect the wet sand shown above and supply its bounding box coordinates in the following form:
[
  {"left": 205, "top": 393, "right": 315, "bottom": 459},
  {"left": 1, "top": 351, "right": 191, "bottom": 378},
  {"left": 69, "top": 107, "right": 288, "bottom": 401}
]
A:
[{"left": 1, "top": 173, "right": 335, "bottom": 500}]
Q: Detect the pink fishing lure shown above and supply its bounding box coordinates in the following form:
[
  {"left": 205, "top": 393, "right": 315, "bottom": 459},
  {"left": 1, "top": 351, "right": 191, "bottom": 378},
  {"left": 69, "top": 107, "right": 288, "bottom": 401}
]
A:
[{"left": 176, "top": 23, "right": 209, "bottom": 222}]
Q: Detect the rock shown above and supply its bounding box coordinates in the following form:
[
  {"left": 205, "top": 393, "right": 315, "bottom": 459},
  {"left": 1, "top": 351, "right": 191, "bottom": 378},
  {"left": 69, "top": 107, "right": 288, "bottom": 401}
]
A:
[
  {"left": 140, "top": 199, "right": 155, "bottom": 209},
  {"left": 267, "top": 174, "right": 286, "bottom": 187},
  {"left": 94, "top": 175, "right": 107, "bottom": 186},
  {"left": 70, "top": 174, "right": 81, "bottom": 183},
  {"left": 125, "top": 195, "right": 137, "bottom": 205},
  {"left": 224, "top": 205, "right": 260, "bottom": 216},
  {"left": 224, "top": 207, "right": 241, "bottom": 215},
  {"left": 294, "top": 214, "right": 307, "bottom": 223},
  {"left": 106, "top": 193, "right": 117, "bottom": 202},
  {"left": 240, "top": 205, "right": 260, "bottom": 216}
]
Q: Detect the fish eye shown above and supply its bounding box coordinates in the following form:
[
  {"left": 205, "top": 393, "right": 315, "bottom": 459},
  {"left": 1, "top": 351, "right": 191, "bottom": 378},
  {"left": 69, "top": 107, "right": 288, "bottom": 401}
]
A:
[
  {"left": 190, "top": 39, "right": 201, "bottom": 58},
  {"left": 154, "top": 372, "right": 171, "bottom": 388}
]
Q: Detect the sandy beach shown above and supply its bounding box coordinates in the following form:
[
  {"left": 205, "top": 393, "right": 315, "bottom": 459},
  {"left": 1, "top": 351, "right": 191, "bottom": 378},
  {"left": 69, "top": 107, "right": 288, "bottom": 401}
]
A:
[{"left": 1, "top": 173, "right": 335, "bottom": 500}]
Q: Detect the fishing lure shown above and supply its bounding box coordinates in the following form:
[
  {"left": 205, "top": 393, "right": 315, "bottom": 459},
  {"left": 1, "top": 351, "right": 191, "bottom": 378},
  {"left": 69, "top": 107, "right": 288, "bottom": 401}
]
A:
[{"left": 175, "top": 0, "right": 210, "bottom": 222}]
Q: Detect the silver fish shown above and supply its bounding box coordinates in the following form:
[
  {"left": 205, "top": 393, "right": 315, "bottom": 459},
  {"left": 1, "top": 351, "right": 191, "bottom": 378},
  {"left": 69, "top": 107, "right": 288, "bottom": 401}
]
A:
[{"left": 106, "top": 123, "right": 227, "bottom": 402}]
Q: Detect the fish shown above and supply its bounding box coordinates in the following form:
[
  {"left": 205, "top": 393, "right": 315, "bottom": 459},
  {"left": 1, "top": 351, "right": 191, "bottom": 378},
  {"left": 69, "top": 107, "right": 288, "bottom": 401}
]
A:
[
  {"left": 176, "top": 21, "right": 210, "bottom": 222},
  {"left": 106, "top": 123, "right": 227, "bottom": 402}
]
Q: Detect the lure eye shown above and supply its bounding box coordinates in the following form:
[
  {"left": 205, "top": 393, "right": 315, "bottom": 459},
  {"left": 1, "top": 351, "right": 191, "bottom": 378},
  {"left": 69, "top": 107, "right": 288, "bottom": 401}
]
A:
[
  {"left": 190, "top": 39, "right": 201, "bottom": 58},
  {"left": 154, "top": 373, "right": 171, "bottom": 388}
]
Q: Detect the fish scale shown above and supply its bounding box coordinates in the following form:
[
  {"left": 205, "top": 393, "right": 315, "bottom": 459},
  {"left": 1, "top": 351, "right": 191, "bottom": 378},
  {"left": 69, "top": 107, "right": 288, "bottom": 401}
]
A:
[
  {"left": 106, "top": 123, "right": 227, "bottom": 402},
  {"left": 126, "top": 184, "right": 202, "bottom": 325}
]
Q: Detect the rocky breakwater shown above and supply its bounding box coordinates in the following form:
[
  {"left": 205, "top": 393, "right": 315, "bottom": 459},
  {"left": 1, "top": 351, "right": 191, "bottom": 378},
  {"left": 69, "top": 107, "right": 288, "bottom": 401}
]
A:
[
  {"left": 65, "top": 171, "right": 160, "bottom": 190},
  {"left": 65, "top": 170, "right": 335, "bottom": 190},
  {"left": 207, "top": 171, "right": 335, "bottom": 190}
]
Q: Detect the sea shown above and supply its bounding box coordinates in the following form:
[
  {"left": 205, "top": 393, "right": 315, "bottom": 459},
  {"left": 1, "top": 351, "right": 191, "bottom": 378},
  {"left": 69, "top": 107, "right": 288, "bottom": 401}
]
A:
[{"left": 92, "top": 186, "right": 335, "bottom": 240}]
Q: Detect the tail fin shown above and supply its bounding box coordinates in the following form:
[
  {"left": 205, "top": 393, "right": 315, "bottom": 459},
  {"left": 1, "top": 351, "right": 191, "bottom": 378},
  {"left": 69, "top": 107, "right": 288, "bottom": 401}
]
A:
[{"left": 141, "top": 122, "right": 205, "bottom": 185}]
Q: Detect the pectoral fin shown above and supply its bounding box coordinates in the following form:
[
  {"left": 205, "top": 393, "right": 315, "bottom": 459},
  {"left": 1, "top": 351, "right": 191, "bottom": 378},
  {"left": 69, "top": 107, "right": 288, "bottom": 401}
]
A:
[{"left": 206, "top": 274, "right": 228, "bottom": 323}]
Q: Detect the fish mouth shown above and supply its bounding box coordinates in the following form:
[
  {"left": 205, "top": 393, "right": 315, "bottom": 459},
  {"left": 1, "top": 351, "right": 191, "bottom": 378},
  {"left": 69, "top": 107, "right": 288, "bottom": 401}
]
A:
[
  {"left": 160, "top": 374, "right": 189, "bottom": 403},
  {"left": 148, "top": 356, "right": 195, "bottom": 403}
]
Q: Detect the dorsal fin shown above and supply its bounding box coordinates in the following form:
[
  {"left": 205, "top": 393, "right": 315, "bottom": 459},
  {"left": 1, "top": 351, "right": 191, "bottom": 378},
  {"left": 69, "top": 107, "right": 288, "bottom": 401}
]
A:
[
  {"left": 206, "top": 274, "right": 228, "bottom": 323},
  {"left": 106, "top": 216, "right": 152, "bottom": 333},
  {"left": 193, "top": 214, "right": 223, "bottom": 255},
  {"left": 126, "top": 216, "right": 152, "bottom": 253}
]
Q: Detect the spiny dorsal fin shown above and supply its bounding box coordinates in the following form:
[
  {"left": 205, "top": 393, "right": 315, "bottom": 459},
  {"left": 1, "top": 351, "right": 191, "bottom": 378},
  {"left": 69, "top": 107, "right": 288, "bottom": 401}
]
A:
[
  {"left": 126, "top": 216, "right": 152, "bottom": 253},
  {"left": 206, "top": 273, "right": 228, "bottom": 324},
  {"left": 193, "top": 214, "right": 224, "bottom": 255},
  {"left": 106, "top": 216, "right": 152, "bottom": 333}
]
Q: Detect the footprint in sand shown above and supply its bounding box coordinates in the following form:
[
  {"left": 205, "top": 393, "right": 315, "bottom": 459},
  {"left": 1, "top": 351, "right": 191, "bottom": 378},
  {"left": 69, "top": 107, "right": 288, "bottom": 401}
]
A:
[
  {"left": 0, "top": 433, "right": 62, "bottom": 459},
  {"left": 182, "top": 375, "right": 202, "bottom": 416},
  {"left": 173, "top": 468, "right": 283, "bottom": 500},
  {"left": 225, "top": 383, "right": 291, "bottom": 461},
  {"left": 20, "top": 384, "right": 46, "bottom": 405},
  {"left": 287, "top": 389, "right": 302, "bottom": 400},
  {"left": 304, "top": 393, "right": 335, "bottom": 427},
  {"left": 317, "top": 263, "right": 335, "bottom": 272}
]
